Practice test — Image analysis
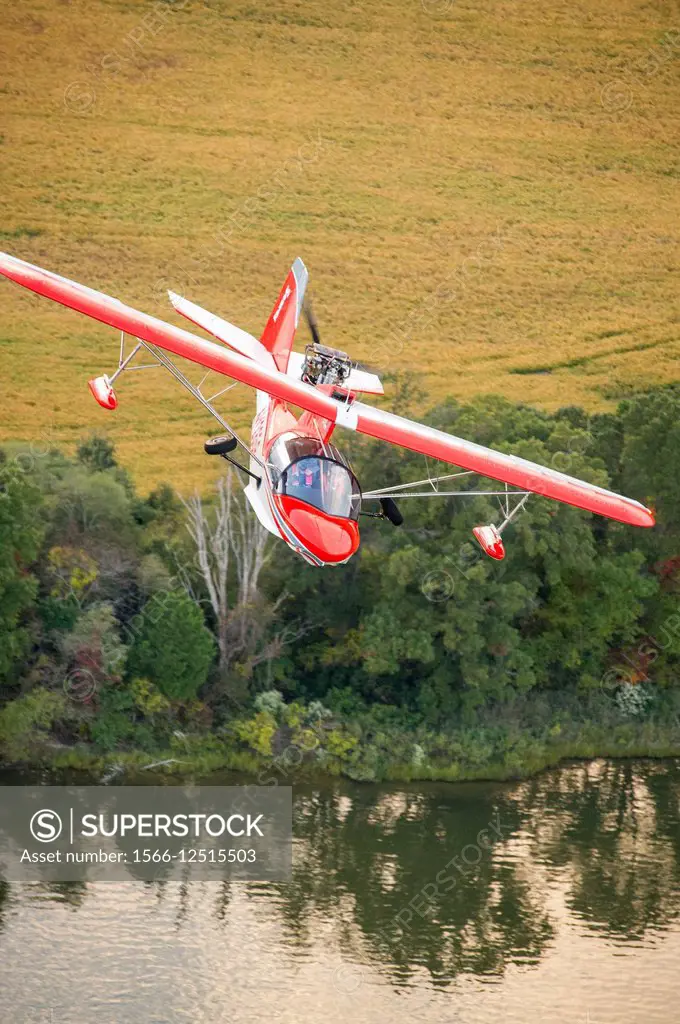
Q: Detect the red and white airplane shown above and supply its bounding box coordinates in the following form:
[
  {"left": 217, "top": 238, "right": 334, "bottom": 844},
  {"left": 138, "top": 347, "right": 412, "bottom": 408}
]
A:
[{"left": 0, "top": 253, "right": 655, "bottom": 567}]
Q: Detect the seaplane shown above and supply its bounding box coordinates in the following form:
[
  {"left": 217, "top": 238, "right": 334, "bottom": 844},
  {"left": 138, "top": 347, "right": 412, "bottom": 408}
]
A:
[{"left": 0, "top": 253, "right": 655, "bottom": 567}]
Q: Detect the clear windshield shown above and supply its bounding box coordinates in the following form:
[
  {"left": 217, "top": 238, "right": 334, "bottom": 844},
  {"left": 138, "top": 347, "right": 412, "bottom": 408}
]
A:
[
  {"left": 269, "top": 436, "right": 360, "bottom": 520},
  {"left": 278, "top": 457, "right": 360, "bottom": 520}
]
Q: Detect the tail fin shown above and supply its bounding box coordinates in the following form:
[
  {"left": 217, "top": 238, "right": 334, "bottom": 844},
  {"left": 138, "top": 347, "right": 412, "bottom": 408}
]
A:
[{"left": 260, "top": 257, "right": 308, "bottom": 372}]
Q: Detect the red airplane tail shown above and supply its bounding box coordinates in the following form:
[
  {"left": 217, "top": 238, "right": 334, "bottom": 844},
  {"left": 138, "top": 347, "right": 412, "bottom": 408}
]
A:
[{"left": 260, "top": 257, "right": 308, "bottom": 373}]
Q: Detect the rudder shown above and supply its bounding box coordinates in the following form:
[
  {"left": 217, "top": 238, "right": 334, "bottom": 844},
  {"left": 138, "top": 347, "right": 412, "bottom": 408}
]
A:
[{"left": 260, "top": 257, "right": 308, "bottom": 372}]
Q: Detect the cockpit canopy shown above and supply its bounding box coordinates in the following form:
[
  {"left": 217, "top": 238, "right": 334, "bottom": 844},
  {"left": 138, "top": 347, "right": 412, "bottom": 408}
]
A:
[{"left": 270, "top": 434, "right": 361, "bottom": 521}]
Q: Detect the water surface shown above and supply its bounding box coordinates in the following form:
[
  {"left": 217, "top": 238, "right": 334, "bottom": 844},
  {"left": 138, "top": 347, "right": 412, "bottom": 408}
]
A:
[{"left": 1, "top": 759, "right": 679, "bottom": 1023}]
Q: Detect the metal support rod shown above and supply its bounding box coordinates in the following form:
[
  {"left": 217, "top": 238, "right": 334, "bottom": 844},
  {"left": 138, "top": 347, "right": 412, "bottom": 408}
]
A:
[
  {"left": 139, "top": 340, "right": 267, "bottom": 472},
  {"left": 363, "top": 489, "right": 531, "bottom": 500},
  {"left": 365, "top": 471, "right": 475, "bottom": 497},
  {"left": 109, "top": 342, "right": 143, "bottom": 384},
  {"left": 206, "top": 382, "right": 238, "bottom": 404},
  {"left": 497, "top": 491, "right": 531, "bottom": 534},
  {"left": 220, "top": 453, "right": 261, "bottom": 485}
]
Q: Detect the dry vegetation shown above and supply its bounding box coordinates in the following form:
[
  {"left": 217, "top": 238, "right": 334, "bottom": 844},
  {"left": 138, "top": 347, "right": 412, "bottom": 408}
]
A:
[{"left": 1, "top": 0, "right": 678, "bottom": 491}]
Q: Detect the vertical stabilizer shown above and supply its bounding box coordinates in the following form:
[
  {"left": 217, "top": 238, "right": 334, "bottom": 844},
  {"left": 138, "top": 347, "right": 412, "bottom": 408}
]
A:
[{"left": 260, "top": 257, "right": 308, "bottom": 372}]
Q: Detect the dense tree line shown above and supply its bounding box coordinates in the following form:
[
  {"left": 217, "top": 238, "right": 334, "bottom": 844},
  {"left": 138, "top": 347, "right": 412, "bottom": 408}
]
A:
[{"left": 2, "top": 384, "right": 680, "bottom": 779}]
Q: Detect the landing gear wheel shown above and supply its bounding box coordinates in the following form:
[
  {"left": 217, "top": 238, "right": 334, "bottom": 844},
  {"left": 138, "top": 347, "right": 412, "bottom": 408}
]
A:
[
  {"left": 204, "top": 435, "right": 238, "bottom": 456},
  {"left": 380, "top": 497, "right": 404, "bottom": 526}
]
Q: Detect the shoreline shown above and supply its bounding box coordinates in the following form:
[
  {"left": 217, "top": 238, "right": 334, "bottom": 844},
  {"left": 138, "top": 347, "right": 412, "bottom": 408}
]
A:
[{"left": 8, "top": 728, "right": 680, "bottom": 785}]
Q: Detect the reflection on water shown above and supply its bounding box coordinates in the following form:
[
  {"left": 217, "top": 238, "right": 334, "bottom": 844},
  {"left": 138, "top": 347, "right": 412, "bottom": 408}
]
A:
[{"left": 1, "top": 759, "right": 679, "bottom": 1023}]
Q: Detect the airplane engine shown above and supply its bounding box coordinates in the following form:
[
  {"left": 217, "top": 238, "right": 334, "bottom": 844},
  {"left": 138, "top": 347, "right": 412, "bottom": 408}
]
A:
[
  {"left": 472, "top": 524, "right": 505, "bottom": 560},
  {"left": 88, "top": 375, "right": 117, "bottom": 410}
]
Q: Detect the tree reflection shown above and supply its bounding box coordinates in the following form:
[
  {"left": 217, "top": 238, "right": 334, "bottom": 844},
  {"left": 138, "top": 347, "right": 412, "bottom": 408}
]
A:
[
  {"left": 1, "top": 761, "right": 679, "bottom": 984},
  {"left": 0, "top": 880, "right": 9, "bottom": 932},
  {"left": 516, "top": 760, "right": 680, "bottom": 941},
  {"left": 270, "top": 762, "right": 680, "bottom": 981},
  {"left": 273, "top": 782, "right": 554, "bottom": 982}
]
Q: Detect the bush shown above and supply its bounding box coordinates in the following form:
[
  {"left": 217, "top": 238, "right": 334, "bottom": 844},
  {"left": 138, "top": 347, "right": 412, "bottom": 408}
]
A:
[
  {"left": 130, "top": 677, "right": 171, "bottom": 717},
  {"left": 616, "top": 683, "right": 653, "bottom": 717},
  {"left": 0, "top": 689, "right": 66, "bottom": 762},
  {"left": 61, "top": 602, "right": 127, "bottom": 684},
  {"left": 254, "top": 689, "right": 286, "bottom": 720},
  {"left": 0, "top": 459, "right": 43, "bottom": 681},
  {"left": 89, "top": 686, "right": 154, "bottom": 753},
  {"left": 233, "top": 711, "right": 277, "bottom": 756}
]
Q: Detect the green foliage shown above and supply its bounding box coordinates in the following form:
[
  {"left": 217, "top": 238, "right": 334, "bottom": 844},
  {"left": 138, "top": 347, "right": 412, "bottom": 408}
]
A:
[
  {"left": 89, "top": 678, "right": 173, "bottom": 755},
  {"left": 615, "top": 683, "right": 653, "bottom": 717},
  {"left": 46, "top": 546, "right": 98, "bottom": 599},
  {"left": 271, "top": 393, "right": 669, "bottom": 730},
  {"left": 130, "top": 677, "right": 172, "bottom": 717},
  {"left": 52, "top": 466, "right": 134, "bottom": 540},
  {"left": 2, "top": 388, "right": 680, "bottom": 779},
  {"left": 61, "top": 602, "right": 127, "bottom": 683},
  {"left": 282, "top": 700, "right": 306, "bottom": 728},
  {"left": 0, "top": 458, "right": 43, "bottom": 681},
  {"left": 254, "top": 689, "right": 286, "bottom": 720},
  {"left": 136, "top": 553, "right": 172, "bottom": 596},
  {"left": 38, "top": 593, "right": 80, "bottom": 634},
  {"left": 89, "top": 685, "right": 154, "bottom": 753},
  {"left": 0, "top": 689, "right": 66, "bottom": 762},
  {"left": 127, "top": 591, "right": 215, "bottom": 702},
  {"left": 77, "top": 433, "right": 117, "bottom": 472},
  {"left": 233, "top": 710, "right": 277, "bottom": 756},
  {"left": 324, "top": 728, "right": 358, "bottom": 759},
  {"left": 306, "top": 700, "right": 333, "bottom": 722}
]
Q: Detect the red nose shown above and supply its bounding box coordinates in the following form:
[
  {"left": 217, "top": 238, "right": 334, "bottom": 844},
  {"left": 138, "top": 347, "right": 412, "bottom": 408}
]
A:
[{"left": 276, "top": 495, "right": 360, "bottom": 564}]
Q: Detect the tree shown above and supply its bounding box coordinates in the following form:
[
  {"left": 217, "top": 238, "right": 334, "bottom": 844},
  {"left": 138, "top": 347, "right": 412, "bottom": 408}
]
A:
[
  {"left": 61, "top": 602, "right": 128, "bottom": 689},
  {"left": 127, "top": 590, "right": 215, "bottom": 701},
  {"left": 0, "top": 456, "right": 43, "bottom": 683},
  {"left": 179, "top": 473, "right": 294, "bottom": 693},
  {"left": 619, "top": 387, "right": 680, "bottom": 552},
  {"left": 52, "top": 465, "right": 135, "bottom": 542},
  {"left": 77, "top": 433, "right": 117, "bottom": 472},
  {"left": 272, "top": 396, "right": 661, "bottom": 721}
]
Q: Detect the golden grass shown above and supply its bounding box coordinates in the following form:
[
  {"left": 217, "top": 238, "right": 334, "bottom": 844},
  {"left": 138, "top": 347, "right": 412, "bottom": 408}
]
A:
[{"left": 1, "top": 0, "right": 678, "bottom": 491}]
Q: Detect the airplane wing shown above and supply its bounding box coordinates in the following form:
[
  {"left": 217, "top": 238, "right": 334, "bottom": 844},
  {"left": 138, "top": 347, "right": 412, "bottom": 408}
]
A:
[
  {"left": 0, "top": 251, "right": 654, "bottom": 529},
  {"left": 347, "top": 402, "right": 654, "bottom": 528},
  {"left": 0, "top": 251, "right": 344, "bottom": 421}
]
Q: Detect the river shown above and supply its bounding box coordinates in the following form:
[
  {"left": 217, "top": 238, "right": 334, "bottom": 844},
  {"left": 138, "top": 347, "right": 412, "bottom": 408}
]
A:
[{"left": 1, "top": 758, "right": 679, "bottom": 1023}]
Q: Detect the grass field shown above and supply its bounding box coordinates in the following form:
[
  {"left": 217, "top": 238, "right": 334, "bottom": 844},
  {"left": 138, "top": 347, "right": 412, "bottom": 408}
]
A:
[{"left": 1, "top": 0, "right": 678, "bottom": 492}]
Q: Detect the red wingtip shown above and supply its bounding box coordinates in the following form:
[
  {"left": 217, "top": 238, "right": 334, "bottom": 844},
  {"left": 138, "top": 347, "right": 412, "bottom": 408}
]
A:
[{"left": 627, "top": 502, "right": 656, "bottom": 528}]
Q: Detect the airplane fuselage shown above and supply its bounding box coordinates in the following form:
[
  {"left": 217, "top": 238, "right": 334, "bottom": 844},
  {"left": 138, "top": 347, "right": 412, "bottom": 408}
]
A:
[{"left": 245, "top": 393, "right": 361, "bottom": 566}]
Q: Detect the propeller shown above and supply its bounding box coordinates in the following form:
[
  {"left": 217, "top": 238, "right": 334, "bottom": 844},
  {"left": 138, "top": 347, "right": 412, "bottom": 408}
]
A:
[
  {"left": 302, "top": 297, "right": 376, "bottom": 376},
  {"left": 303, "top": 298, "right": 322, "bottom": 347}
]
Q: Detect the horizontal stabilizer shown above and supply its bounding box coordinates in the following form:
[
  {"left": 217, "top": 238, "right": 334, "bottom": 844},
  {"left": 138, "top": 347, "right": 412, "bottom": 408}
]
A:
[{"left": 168, "top": 290, "right": 275, "bottom": 368}]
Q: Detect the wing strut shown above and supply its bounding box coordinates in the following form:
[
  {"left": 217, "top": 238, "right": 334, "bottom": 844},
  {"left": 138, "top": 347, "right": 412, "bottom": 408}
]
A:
[
  {"left": 92, "top": 332, "right": 265, "bottom": 470},
  {"left": 138, "top": 340, "right": 266, "bottom": 470}
]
